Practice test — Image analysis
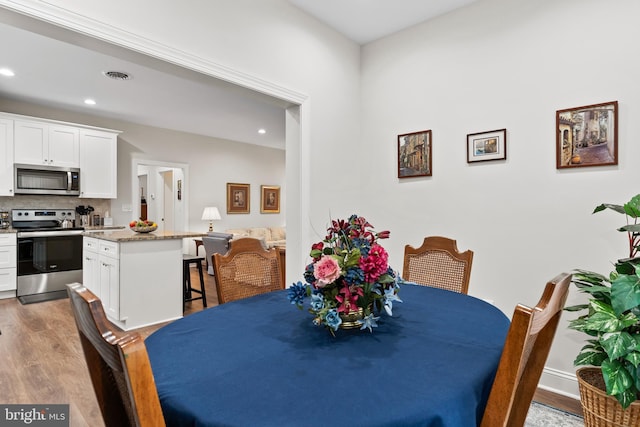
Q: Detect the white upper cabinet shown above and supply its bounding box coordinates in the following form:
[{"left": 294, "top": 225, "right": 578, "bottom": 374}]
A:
[
  {"left": 1, "top": 112, "right": 120, "bottom": 199},
  {"left": 14, "top": 119, "right": 79, "bottom": 167},
  {"left": 0, "top": 118, "right": 14, "bottom": 196},
  {"left": 79, "top": 129, "right": 118, "bottom": 199}
]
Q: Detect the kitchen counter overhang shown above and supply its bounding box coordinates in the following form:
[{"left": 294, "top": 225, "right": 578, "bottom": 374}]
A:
[{"left": 82, "top": 229, "right": 205, "bottom": 242}]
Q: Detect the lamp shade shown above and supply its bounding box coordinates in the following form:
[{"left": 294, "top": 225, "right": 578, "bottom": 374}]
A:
[
  {"left": 201, "top": 207, "right": 221, "bottom": 221},
  {"left": 202, "top": 207, "right": 221, "bottom": 232}
]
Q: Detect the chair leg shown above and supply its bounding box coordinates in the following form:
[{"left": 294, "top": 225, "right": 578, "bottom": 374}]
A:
[
  {"left": 182, "top": 262, "right": 188, "bottom": 312},
  {"left": 185, "top": 264, "right": 193, "bottom": 299},
  {"left": 196, "top": 261, "right": 207, "bottom": 308}
]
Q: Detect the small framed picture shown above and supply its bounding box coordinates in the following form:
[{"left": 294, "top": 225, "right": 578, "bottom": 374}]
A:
[
  {"left": 556, "top": 101, "right": 618, "bottom": 169},
  {"left": 398, "top": 130, "right": 432, "bottom": 178},
  {"left": 467, "top": 129, "right": 507, "bottom": 163},
  {"left": 227, "top": 183, "right": 250, "bottom": 214},
  {"left": 261, "top": 185, "right": 280, "bottom": 213}
]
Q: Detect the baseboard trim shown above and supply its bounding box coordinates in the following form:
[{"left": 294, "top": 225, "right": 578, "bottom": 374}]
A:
[{"left": 534, "top": 387, "right": 583, "bottom": 417}]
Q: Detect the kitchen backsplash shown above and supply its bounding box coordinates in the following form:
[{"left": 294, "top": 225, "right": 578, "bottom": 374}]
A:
[{"left": 0, "top": 196, "right": 110, "bottom": 219}]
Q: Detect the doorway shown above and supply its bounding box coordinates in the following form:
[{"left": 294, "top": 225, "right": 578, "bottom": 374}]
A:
[{"left": 132, "top": 158, "right": 189, "bottom": 232}]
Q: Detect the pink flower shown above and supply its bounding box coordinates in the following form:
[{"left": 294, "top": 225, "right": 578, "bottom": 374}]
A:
[
  {"left": 313, "top": 255, "right": 341, "bottom": 287},
  {"left": 335, "top": 285, "right": 363, "bottom": 313},
  {"left": 359, "top": 244, "right": 389, "bottom": 283}
]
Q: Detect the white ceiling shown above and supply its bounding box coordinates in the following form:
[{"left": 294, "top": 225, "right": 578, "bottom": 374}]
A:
[
  {"left": 288, "top": 0, "right": 478, "bottom": 44},
  {"left": 0, "top": 1, "right": 476, "bottom": 150}
]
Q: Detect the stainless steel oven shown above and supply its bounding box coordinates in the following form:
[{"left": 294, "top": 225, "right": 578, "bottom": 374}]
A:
[{"left": 13, "top": 209, "right": 84, "bottom": 304}]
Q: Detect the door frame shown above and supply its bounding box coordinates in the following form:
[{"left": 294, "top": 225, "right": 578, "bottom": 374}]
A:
[{"left": 131, "top": 156, "right": 189, "bottom": 232}]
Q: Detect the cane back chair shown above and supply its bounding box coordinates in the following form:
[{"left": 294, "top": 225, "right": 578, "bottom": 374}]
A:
[
  {"left": 402, "top": 236, "right": 474, "bottom": 294},
  {"left": 480, "top": 273, "right": 571, "bottom": 427},
  {"left": 212, "top": 237, "right": 284, "bottom": 304},
  {"left": 66, "top": 283, "right": 165, "bottom": 427}
]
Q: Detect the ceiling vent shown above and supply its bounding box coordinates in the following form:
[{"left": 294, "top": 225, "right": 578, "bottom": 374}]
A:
[{"left": 103, "top": 71, "right": 131, "bottom": 81}]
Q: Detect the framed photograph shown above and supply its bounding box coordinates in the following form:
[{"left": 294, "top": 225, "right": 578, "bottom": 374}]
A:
[
  {"left": 261, "top": 185, "right": 280, "bottom": 213},
  {"left": 556, "top": 101, "right": 618, "bottom": 169},
  {"left": 398, "top": 130, "right": 432, "bottom": 178},
  {"left": 466, "top": 129, "right": 507, "bottom": 163},
  {"left": 227, "top": 183, "right": 250, "bottom": 214}
]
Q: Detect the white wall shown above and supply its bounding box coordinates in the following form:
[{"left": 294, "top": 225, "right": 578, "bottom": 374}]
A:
[{"left": 360, "top": 0, "right": 640, "bottom": 397}]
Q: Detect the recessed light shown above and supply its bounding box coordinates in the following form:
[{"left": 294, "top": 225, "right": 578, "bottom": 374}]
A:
[
  {"left": 84, "top": 99, "right": 96, "bottom": 105},
  {"left": 0, "top": 68, "right": 15, "bottom": 77},
  {"left": 258, "top": 129, "right": 266, "bottom": 134}
]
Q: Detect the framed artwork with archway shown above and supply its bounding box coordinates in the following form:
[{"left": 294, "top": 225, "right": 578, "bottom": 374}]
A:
[
  {"left": 556, "top": 101, "right": 618, "bottom": 169},
  {"left": 398, "top": 129, "right": 432, "bottom": 178}
]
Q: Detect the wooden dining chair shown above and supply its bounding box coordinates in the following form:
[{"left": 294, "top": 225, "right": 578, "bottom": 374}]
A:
[
  {"left": 402, "top": 236, "right": 474, "bottom": 294},
  {"left": 212, "top": 237, "right": 284, "bottom": 304},
  {"left": 66, "top": 283, "right": 165, "bottom": 427},
  {"left": 480, "top": 272, "right": 571, "bottom": 427}
]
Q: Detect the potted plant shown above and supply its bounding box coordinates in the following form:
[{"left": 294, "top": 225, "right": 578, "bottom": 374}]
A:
[{"left": 566, "top": 194, "right": 640, "bottom": 425}]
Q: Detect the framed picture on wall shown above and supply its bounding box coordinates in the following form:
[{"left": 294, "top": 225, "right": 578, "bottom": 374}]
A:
[
  {"left": 556, "top": 101, "right": 618, "bottom": 169},
  {"left": 261, "top": 185, "right": 280, "bottom": 213},
  {"left": 227, "top": 183, "right": 250, "bottom": 214},
  {"left": 466, "top": 129, "right": 507, "bottom": 163},
  {"left": 398, "top": 129, "right": 432, "bottom": 178}
]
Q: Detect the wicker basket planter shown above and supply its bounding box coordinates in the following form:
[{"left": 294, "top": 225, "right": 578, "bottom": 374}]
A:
[{"left": 577, "top": 367, "right": 640, "bottom": 427}]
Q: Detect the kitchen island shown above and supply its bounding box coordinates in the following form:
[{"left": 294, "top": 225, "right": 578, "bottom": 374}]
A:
[{"left": 82, "top": 229, "right": 205, "bottom": 331}]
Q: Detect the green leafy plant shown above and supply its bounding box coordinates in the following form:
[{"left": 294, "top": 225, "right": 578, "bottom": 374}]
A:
[
  {"left": 566, "top": 194, "right": 640, "bottom": 409},
  {"left": 593, "top": 193, "right": 640, "bottom": 259}
]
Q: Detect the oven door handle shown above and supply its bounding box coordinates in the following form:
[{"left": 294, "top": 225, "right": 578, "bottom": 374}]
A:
[{"left": 17, "top": 230, "right": 84, "bottom": 238}]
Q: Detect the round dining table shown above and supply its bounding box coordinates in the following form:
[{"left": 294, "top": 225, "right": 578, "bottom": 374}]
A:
[{"left": 146, "top": 283, "right": 510, "bottom": 427}]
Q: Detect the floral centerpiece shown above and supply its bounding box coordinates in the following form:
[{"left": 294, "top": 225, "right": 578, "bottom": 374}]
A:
[{"left": 287, "top": 214, "right": 402, "bottom": 334}]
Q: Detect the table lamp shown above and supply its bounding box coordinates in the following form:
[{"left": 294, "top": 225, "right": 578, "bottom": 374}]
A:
[{"left": 201, "top": 207, "right": 221, "bottom": 231}]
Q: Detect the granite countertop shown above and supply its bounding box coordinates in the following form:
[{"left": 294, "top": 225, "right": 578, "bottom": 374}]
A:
[
  {"left": 0, "top": 225, "right": 126, "bottom": 234},
  {"left": 83, "top": 229, "right": 206, "bottom": 242},
  {"left": 83, "top": 225, "right": 126, "bottom": 231}
]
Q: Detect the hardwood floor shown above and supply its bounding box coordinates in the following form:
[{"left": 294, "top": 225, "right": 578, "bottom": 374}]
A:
[
  {"left": 0, "top": 265, "right": 582, "bottom": 426},
  {"left": 0, "top": 263, "right": 215, "bottom": 427}
]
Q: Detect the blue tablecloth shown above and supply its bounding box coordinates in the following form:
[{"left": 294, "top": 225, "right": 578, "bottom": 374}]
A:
[{"left": 146, "top": 283, "right": 510, "bottom": 427}]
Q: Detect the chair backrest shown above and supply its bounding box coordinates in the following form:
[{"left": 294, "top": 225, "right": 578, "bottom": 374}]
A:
[
  {"left": 66, "top": 283, "right": 165, "bottom": 427},
  {"left": 480, "top": 273, "right": 571, "bottom": 427},
  {"left": 402, "top": 236, "right": 474, "bottom": 294},
  {"left": 212, "top": 237, "right": 284, "bottom": 304},
  {"left": 203, "top": 232, "right": 233, "bottom": 270}
]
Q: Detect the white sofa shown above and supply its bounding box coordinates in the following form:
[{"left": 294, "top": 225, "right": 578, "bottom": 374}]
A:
[{"left": 225, "top": 226, "right": 286, "bottom": 249}]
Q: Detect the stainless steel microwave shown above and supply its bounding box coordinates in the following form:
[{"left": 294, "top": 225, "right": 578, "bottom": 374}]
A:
[{"left": 14, "top": 164, "right": 80, "bottom": 196}]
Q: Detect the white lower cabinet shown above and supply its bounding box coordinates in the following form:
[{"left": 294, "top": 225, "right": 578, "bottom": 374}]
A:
[
  {"left": 0, "top": 233, "right": 17, "bottom": 298},
  {"left": 99, "top": 240, "right": 120, "bottom": 320},
  {"left": 83, "top": 237, "right": 120, "bottom": 320},
  {"left": 82, "top": 237, "right": 100, "bottom": 296}
]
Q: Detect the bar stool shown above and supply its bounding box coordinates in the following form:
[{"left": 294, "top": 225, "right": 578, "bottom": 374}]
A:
[{"left": 183, "top": 254, "right": 207, "bottom": 311}]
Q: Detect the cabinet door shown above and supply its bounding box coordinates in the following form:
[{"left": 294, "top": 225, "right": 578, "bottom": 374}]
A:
[
  {"left": 100, "top": 256, "right": 120, "bottom": 320},
  {"left": 83, "top": 249, "right": 100, "bottom": 297},
  {"left": 80, "top": 129, "right": 118, "bottom": 198},
  {"left": 14, "top": 120, "right": 48, "bottom": 165},
  {"left": 0, "top": 268, "right": 16, "bottom": 292},
  {"left": 49, "top": 125, "right": 79, "bottom": 167},
  {"left": 0, "top": 118, "right": 14, "bottom": 196}
]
